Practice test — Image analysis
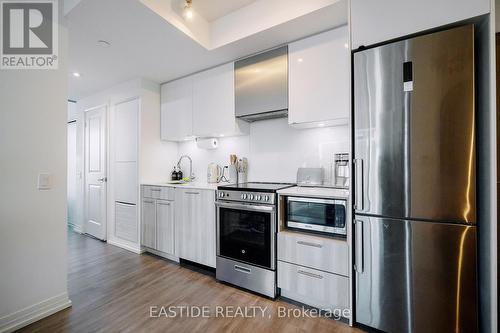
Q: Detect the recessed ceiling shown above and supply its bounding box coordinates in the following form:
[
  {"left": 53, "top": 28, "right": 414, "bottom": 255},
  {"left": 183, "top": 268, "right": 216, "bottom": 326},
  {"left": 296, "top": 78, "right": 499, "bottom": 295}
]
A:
[
  {"left": 67, "top": 0, "right": 347, "bottom": 100},
  {"left": 192, "top": 0, "right": 256, "bottom": 22}
]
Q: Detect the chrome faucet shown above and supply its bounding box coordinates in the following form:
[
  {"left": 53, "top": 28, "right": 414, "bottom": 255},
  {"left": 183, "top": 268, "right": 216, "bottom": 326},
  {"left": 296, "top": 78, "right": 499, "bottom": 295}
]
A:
[{"left": 177, "top": 155, "right": 195, "bottom": 181}]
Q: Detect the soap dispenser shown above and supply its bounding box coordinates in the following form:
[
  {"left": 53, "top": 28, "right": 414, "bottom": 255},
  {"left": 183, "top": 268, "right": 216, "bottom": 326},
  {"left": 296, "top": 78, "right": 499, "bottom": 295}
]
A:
[{"left": 171, "top": 166, "right": 178, "bottom": 181}]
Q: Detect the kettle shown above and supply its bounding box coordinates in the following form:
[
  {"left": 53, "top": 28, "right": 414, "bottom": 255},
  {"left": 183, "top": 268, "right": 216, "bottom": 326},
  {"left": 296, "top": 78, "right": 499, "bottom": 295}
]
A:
[{"left": 207, "top": 163, "right": 222, "bottom": 183}]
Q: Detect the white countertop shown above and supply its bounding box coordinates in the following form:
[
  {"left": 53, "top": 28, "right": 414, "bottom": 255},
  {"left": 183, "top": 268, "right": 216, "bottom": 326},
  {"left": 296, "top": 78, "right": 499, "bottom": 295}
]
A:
[
  {"left": 141, "top": 181, "right": 219, "bottom": 191},
  {"left": 277, "top": 186, "right": 349, "bottom": 199}
]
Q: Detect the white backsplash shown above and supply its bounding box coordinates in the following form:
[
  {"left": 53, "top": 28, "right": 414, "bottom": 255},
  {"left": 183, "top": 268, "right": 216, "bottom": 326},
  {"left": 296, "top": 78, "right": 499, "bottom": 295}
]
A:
[{"left": 177, "top": 118, "right": 350, "bottom": 184}]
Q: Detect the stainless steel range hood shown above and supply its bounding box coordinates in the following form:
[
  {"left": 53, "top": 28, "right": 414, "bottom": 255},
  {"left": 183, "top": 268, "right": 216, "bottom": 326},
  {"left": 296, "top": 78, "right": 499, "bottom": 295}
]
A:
[{"left": 234, "top": 46, "right": 288, "bottom": 122}]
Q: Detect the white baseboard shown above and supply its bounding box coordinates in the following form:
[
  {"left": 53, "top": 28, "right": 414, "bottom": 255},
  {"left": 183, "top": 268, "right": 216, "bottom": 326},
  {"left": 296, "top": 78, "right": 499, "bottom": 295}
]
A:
[
  {"left": 0, "top": 292, "right": 71, "bottom": 333},
  {"left": 107, "top": 239, "right": 142, "bottom": 254},
  {"left": 67, "top": 223, "right": 83, "bottom": 234}
]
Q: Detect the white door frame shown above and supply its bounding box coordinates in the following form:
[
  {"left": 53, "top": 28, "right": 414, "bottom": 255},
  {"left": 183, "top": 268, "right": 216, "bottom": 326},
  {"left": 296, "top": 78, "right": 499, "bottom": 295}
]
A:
[{"left": 83, "top": 104, "right": 108, "bottom": 240}]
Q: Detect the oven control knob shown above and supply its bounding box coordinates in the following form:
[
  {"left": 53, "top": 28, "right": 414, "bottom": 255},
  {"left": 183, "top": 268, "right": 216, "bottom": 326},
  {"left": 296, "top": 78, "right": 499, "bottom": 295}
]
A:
[
  {"left": 219, "top": 192, "right": 224, "bottom": 198},
  {"left": 241, "top": 193, "right": 247, "bottom": 199},
  {"left": 264, "top": 195, "right": 269, "bottom": 201},
  {"left": 256, "top": 195, "right": 261, "bottom": 201},
  {"left": 249, "top": 194, "right": 254, "bottom": 200}
]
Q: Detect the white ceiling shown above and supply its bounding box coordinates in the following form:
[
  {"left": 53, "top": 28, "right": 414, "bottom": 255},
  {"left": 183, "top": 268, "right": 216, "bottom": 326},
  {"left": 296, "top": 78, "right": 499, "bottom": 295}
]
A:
[
  {"left": 67, "top": 0, "right": 347, "bottom": 100},
  {"left": 193, "top": 0, "right": 256, "bottom": 22}
]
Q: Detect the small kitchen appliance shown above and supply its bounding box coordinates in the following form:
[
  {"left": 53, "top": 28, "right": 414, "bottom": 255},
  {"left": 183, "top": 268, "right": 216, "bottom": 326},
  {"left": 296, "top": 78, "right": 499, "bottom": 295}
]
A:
[
  {"left": 296, "top": 168, "right": 323, "bottom": 186},
  {"left": 334, "top": 153, "right": 349, "bottom": 188},
  {"left": 207, "top": 163, "right": 222, "bottom": 183}
]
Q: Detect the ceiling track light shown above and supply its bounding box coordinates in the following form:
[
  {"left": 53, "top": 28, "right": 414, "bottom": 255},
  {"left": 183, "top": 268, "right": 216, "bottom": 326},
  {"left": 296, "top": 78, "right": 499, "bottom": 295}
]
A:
[{"left": 183, "top": 0, "right": 193, "bottom": 20}]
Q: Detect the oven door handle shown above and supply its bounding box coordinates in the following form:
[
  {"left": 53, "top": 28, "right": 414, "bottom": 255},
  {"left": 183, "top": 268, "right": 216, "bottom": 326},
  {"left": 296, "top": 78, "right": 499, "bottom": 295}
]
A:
[{"left": 215, "top": 201, "right": 275, "bottom": 212}]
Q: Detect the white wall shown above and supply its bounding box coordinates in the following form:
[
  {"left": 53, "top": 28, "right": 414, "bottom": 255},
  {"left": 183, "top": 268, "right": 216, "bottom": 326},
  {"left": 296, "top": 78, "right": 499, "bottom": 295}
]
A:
[
  {"left": 177, "top": 118, "right": 350, "bottom": 184},
  {"left": 0, "top": 10, "right": 71, "bottom": 333}
]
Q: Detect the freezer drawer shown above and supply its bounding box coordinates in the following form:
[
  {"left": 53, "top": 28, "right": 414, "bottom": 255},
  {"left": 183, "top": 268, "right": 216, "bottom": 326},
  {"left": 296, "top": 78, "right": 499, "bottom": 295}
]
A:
[{"left": 354, "top": 216, "right": 477, "bottom": 333}]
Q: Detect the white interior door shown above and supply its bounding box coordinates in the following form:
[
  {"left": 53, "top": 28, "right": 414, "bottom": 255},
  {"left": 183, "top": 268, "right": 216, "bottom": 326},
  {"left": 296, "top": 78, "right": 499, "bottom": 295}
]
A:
[{"left": 84, "top": 106, "right": 107, "bottom": 240}]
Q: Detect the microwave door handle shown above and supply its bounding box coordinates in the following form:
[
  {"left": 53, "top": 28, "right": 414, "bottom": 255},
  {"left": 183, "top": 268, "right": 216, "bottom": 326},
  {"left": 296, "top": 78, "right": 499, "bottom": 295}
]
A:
[
  {"left": 354, "top": 219, "right": 364, "bottom": 273},
  {"left": 353, "top": 159, "right": 364, "bottom": 211}
]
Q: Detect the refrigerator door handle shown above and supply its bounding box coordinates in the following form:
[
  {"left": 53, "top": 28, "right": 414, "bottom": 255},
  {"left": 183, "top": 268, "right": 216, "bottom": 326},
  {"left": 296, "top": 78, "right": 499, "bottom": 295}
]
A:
[
  {"left": 353, "top": 159, "right": 364, "bottom": 211},
  {"left": 354, "top": 219, "right": 364, "bottom": 273}
]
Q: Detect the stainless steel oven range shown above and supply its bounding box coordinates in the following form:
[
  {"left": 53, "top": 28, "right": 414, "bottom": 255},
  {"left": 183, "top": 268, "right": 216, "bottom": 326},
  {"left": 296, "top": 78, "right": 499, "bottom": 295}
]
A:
[{"left": 215, "top": 182, "right": 293, "bottom": 298}]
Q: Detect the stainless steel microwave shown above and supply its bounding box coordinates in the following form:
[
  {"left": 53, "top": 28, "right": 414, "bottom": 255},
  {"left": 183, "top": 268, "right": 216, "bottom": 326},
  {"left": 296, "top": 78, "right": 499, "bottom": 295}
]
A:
[{"left": 285, "top": 197, "right": 347, "bottom": 237}]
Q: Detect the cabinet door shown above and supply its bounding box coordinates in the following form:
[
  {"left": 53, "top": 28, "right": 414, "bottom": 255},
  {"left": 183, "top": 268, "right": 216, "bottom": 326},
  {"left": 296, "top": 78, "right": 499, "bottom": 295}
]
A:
[
  {"left": 350, "top": 0, "right": 489, "bottom": 49},
  {"left": 161, "top": 76, "right": 193, "bottom": 141},
  {"left": 197, "top": 190, "right": 216, "bottom": 267},
  {"left": 156, "top": 200, "right": 175, "bottom": 255},
  {"left": 175, "top": 189, "right": 216, "bottom": 267},
  {"left": 192, "top": 63, "right": 236, "bottom": 137},
  {"left": 288, "top": 26, "right": 349, "bottom": 127},
  {"left": 175, "top": 189, "right": 196, "bottom": 261},
  {"left": 141, "top": 199, "right": 156, "bottom": 248}
]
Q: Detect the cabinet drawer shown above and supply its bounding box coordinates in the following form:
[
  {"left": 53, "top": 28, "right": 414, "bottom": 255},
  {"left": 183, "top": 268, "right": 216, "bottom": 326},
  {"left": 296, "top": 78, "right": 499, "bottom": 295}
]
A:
[
  {"left": 142, "top": 186, "right": 174, "bottom": 201},
  {"left": 278, "top": 261, "right": 348, "bottom": 311},
  {"left": 278, "top": 232, "right": 348, "bottom": 276}
]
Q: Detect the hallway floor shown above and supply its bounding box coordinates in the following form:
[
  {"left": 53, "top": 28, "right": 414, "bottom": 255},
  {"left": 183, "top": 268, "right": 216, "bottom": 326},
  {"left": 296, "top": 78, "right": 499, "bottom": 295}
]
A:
[{"left": 18, "top": 230, "right": 363, "bottom": 332}]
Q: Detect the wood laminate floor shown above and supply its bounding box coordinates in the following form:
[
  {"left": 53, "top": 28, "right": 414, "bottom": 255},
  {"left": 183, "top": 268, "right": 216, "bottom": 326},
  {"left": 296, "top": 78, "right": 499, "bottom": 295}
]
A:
[{"left": 18, "top": 230, "right": 365, "bottom": 333}]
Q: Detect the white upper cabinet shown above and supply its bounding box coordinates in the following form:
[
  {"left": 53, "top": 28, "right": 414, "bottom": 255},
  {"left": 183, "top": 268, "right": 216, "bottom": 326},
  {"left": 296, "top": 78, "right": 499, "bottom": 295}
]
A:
[
  {"left": 161, "top": 76, "right": 193, "bottom": 141},
  {"left": 288, "top": 26, "right": 350, "bottom": 128},
  {"left": 161, "top": 63, "right": 248, "bottom": 141},
  {"left": 192, "top": 63, "right": 248, "bottom": 137},
  {"left": 351, "top": 0, "right": 490, "bottom": 49}
]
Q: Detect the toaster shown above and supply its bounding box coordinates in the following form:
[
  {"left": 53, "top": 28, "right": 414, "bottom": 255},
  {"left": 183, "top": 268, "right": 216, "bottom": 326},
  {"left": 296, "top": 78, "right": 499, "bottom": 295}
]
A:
[{"left": 296, "top": 168, "right": 324, "bottom": 186}]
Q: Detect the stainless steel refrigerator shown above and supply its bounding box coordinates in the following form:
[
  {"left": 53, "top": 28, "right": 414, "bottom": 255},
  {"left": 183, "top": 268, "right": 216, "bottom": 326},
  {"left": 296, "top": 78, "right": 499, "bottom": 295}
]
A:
[{"left": 353, "top": 25, "right": 477, "bottom": 333}]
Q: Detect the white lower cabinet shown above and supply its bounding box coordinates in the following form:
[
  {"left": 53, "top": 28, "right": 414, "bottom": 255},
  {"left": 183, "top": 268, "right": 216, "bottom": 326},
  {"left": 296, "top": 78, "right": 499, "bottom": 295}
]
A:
[
  {"left": 175, "top": 188, "right": 216, "bottom": 268},
  {"left": 277, "top": 231, "right": 349, "bottom": 313},
  {"left": 278, "top": 232, "right": 348, "bottom": 276},
  {"left": 141, "top": 186, "right": 175, "bottom": 258},
  {"left": 141, "top": 199, "right": 156, "bottom": 249},
  {"left": 156, "top": 200, "right": 175, "bottom": 255},
  {"left": 278, "top": 261, "right": 348, "bottom": 311}
]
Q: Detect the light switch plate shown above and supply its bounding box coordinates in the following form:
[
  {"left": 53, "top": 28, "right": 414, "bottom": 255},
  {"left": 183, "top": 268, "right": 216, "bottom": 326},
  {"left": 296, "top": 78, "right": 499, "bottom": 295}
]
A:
[{"left": 38, "top": 173, "right": 52, "bottom": 190}]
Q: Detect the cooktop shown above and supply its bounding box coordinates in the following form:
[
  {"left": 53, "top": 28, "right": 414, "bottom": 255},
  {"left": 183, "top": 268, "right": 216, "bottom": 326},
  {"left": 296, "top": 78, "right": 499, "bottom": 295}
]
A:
[{"left": 217, "top": 182, "right": 294, "bottom": 193}]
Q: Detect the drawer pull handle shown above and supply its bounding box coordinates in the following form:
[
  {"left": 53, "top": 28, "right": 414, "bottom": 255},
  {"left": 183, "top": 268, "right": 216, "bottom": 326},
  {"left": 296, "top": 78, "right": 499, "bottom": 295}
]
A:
[
  {"left": 185, "top": 191, "right": 200, "bottom": 195},
  {"left": 151, "top": 189, "right": 161, "bottom": 191},
  {"left": 297, "top": 270, "right": 323, "bottom": 279},
  {"left": 234, "top": 265, "right": 251, "bottom": 274},
  {"left": 297, "top": 241, "right": 323, "bottom": 248}
]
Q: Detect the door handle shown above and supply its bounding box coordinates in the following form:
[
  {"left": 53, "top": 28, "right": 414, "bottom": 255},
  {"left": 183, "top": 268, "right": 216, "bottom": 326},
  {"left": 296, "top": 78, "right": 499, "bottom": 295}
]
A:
[
  {"left": 354, "top": 219, "right": 364, "bottom": 273},
  {"left": 97, "top": 177, "right": 107, "bottom": 182},
  {"left": 353, "top": 159, "right": 364, "bottom": 211}
]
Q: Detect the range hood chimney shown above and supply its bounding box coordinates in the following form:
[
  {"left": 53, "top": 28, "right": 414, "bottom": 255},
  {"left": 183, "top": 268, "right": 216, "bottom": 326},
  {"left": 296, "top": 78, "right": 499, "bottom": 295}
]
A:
[{"left": 234, "top": 46, "right": 288, "bottom": 122}]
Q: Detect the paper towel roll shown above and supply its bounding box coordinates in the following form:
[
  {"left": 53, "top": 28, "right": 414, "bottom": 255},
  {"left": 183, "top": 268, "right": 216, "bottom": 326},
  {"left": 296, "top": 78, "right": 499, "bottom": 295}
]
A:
[{"left": 196, "top": 138, "right": 218, "bottom": 150}]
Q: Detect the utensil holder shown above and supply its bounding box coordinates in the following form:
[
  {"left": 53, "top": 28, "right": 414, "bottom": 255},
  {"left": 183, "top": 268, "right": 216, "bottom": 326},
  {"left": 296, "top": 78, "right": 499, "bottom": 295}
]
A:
[
  {"left": 228, "top": 165, "right": 238, "bottom": 184},
  {"left": 238, "top": 172, "right": 247, "bottom": 184}
]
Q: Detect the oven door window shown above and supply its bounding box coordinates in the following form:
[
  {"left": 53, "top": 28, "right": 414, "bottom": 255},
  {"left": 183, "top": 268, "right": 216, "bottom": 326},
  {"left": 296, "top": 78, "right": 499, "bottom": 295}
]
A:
[
  {"left": 218, "top": 207, "right": 271, "bottom": 268},
  {"left": 287, "top": 200, "right": 345, "bottom": 229}
]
